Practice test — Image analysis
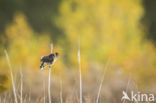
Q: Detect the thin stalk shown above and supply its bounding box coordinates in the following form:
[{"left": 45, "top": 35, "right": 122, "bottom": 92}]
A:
[
  {"left": 48, "top": 67, "right": 51, "bottom": 103},
  {"left": 4, "top": 50, "right": 18, "bottom": 103},
  {"left": 60, "top": 80, "right": 63, "bottom": 103},
  {"left": 28, "top": 89, "right": 31, "bottom": 103},
  {"left": 78, "top": 49, "right": 82, "bottom": 103},
  {"left": 96, "top": 60, "right": 110, "bottom": 103},
  {"left": 123, "top": 77, "right": 131, "bottom": 103},
  {"left": 23, "top": 94, "right": 27, "bottom": 103},
  {"left": 3, "top": 93, "right": 7, "bottom": 103},
  {"left": 43, "top": 80, "right": 46, "bottom": 103},
  {"left": 48, "top": 43, "right": 53, "bottom": 103},
  {"left": 20, "top": 69, "right": 23, "bottom": 103}
]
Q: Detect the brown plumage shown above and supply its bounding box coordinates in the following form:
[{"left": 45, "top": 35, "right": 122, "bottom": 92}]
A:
[{"left": 40, "top": 52, "right": 59, "bottom": 70}]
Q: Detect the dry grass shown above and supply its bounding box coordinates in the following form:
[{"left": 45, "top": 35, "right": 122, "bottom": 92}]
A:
[
  {"left": 4, "top": 50, "right": 18, "bottom": 103},
  {"left": 1, "top": 63, "right": 151, "bottom": 103},
  {"left": 1, "top": 48, "right": 156, "bottom": 103}
]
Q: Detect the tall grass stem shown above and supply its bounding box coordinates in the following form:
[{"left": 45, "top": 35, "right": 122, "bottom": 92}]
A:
[
  {"left": 96, "top": 60, "right": 110, "bottom": 103},
  {"left": 43, "top": 80, "right": 46, "bottom": 103},
  {"left": 78, "top": 42, "right": 82, "bottom": 103},
  {"left": 20, "top": 69, "right": 23, "bottom": 103},
  {"left": 4, "top": 50, "right": 18, "bottom": 103},
  {"left": 48, "top": 43, "right": 53, "bottom": 103},
  {"left": 60, "top": 80, "right": 63, "bottom": 103}
]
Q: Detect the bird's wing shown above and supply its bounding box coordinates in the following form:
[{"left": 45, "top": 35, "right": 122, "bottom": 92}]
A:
[{"left": 40, "top": 56, "right": 48, "bottom": 61}]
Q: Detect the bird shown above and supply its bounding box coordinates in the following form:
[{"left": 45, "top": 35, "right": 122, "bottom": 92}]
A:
[{"left": 40, "top": 52, "right": 59, "bottom": 70}]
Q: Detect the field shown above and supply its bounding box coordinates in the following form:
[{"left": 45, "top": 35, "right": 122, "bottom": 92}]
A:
[
  {"left": 0, "top": 50, "right": 155, "bottom": 103},
  {"left": 0, "top": 0, "right": 156, "bottom": 103}
]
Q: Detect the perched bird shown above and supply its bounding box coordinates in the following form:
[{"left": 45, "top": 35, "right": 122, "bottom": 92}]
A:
[{"left": 40, "top": 52, "right": 59, "bottom": 70}]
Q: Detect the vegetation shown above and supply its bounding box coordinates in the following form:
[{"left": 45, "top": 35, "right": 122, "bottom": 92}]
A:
[{"left": 0, "top": 0, "right": 156, "bottom": 102}]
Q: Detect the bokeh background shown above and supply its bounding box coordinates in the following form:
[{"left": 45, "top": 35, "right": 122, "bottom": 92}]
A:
[{"left": 0, "top": 0, "right": 156, "bottom": 103}]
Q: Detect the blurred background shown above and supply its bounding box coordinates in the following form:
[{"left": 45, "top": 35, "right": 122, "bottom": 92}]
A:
[{"left": 0, "top": 0, "right": 156, "bottom": 103}]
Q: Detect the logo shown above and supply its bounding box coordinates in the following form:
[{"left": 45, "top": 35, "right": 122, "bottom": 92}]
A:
[{"left": 121, "top": 91, "right": 155, "bottom": 102}]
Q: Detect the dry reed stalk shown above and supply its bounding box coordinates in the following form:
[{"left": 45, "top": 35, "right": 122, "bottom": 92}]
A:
[
  {"left": 96, "top": 60, "right": 110, "bottom": 103},
  {"left": 48, "top": 43, "right": 53, "bottom": 103},
  {"left": 4, "top": 50, "right": 18, "bottom": 103},
  {"left": 20, "top": 69, "right": 23, "bottom": 103},
  {"left": 60, "top": 80, "right": 63, "bottom": 103},
  {"left": 78, "top": 40, "right": 82, "bottom": 103}
]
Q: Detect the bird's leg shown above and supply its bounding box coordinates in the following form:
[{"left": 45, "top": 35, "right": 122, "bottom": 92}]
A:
[{"left": 49, "top": 65, "right": 51, "bottom": 68}]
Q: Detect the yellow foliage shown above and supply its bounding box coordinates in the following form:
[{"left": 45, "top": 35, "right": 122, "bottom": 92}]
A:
[
  {"left": 56, "top": 0, "right": 156, "bottom": 86},
  {"left": 0, "top": 13, "right": 51, "bottom": 71}
]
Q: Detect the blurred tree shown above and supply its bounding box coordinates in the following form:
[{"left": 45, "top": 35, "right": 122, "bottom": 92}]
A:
[
  {"left": 0, "top": 0, "right": 156, "bottom": 91},
  {"left": 143, "top": 0, "right": 156, "bottom": 44},
  {"left": 0, "top": 0, "right": 63, "bottom": 42},
  {"left": 0, "top": 74, "right": 10, "bottom": 93},
  {"left": 0, "top": 0, "right": 156, "bottom": 44},
  {"left": 0, "top": 13, "right": 51, "bottom": 70},
  {"left": 0, "top": 13, "right": 65, "bottom": 92},
  {"left": 56, "top": 0, "right": 156, "bottom": 86}
]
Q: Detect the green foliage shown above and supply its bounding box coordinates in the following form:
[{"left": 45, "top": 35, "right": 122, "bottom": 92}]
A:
[{"left": 0, "top": 0, "right": 61, "bottom": 35}]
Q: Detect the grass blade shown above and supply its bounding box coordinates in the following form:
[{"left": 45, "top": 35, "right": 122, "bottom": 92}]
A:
[
  {"left": 20, "top": 69, "right": 23, "bottom": 103},
  {"left": 48, "top": 43, "right": 53, "bottom": 103},
  {"left": 60, "top": 80, "right": 63, "bottom": 103},
  {"left": 48, "top": 67, "right": 52, "bottom": 103},
  {"left": 78, "top": 43, "right": 82, "bottom": 103},
  {"left": 43, "top": 80, "right": 46, "bottom": 103},
  {"left": 96, "top": 60, "right": 110, "bottom": 103},
  {"left": 4, "top": 50, "right": 18, "bottom": 103}
]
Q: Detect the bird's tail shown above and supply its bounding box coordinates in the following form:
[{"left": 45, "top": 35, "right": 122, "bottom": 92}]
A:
[{"left": 40, "top": 62, "right": 44, "bottom": 70}]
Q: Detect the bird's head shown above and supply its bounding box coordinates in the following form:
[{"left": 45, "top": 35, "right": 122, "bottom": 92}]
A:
[{"left": 54, "top": 52, "right": 59, "bottom": 58}]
